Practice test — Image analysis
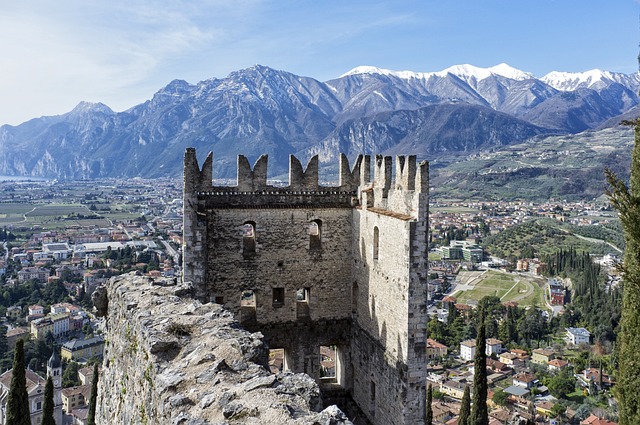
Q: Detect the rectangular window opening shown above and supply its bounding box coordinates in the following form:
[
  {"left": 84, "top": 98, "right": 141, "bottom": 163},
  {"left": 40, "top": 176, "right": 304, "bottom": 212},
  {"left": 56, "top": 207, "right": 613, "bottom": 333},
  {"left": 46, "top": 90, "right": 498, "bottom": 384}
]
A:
[
  {"left": 370, "top": 380, "right": 376, "bottom": 415},
  {"left": 239, "top": 290, "right": 256, "bottom": 324},
  {"left": 296, "top": 288, "right": 310, "bottom": 319},
  {"left": 272, "top": 288, "right": 285, "bottom": 307},
  {"left": 296, "top": 288, "right": 309, "bottom": 302},
  {"left": 319, "top": 345, "right": 337, "bottom": 382}
]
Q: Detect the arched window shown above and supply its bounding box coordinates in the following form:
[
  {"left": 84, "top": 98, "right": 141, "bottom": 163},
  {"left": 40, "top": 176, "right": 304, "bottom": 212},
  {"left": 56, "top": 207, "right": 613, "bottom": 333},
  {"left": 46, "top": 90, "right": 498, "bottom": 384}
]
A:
[
  {"left": 242, "top": 221, "right": 256, "bottom": 257},
  {"left": 373, "top": 226, "right": 379, "bottom": 260},
  {"left": 309, "top": 220, "right": 322, "bottom": 250}
]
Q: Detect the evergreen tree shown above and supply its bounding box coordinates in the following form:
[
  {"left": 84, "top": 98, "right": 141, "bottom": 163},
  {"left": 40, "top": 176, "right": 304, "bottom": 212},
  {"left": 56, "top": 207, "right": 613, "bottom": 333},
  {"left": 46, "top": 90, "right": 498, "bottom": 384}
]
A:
[
  {"left": 40, "top": 376, "right": 55, "bottom": 425},
  {"left": 458, "top": 385, "right": 471, "bottom": 425},
  {"left": 6, "top": 339, "right": 31, "bottom": 425},
  {"left": 86, "top": 363, "right": 99, "bottom": 425},
  {"left": 470, "top": 309, "right": 488, "bottom": 425},
  {"left": 607, "top": 118, "right": 640, "bottom": 424},
  {"left": 424, "top": 383, "right": 433, "bottom": 425},
  {"left": 62, "top": 361, "right": 81, "bottom": 387}
]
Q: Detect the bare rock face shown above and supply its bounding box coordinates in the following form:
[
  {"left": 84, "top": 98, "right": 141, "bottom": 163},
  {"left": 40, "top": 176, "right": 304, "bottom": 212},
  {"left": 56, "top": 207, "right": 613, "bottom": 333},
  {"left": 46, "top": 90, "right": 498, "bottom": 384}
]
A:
[{"left": 94, "top": 273, "right": 352, "bottom": 424}]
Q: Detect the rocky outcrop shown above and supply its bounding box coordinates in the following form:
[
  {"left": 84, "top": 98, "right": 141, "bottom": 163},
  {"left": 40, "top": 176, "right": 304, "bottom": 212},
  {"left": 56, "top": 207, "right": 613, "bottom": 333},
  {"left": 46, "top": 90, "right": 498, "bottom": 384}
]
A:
[{"left": 95, "top": 273, "right": 352, "bottom": 424}]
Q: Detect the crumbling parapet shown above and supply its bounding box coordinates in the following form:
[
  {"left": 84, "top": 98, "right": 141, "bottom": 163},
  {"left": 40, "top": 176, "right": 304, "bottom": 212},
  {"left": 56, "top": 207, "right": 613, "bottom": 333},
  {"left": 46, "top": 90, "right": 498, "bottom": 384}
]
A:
[
  {"left": 237, "top": 155, "right": 268, "bottom": 192},
  {"left": 94, "top": 273, "right": 353, "bottom": 424}
]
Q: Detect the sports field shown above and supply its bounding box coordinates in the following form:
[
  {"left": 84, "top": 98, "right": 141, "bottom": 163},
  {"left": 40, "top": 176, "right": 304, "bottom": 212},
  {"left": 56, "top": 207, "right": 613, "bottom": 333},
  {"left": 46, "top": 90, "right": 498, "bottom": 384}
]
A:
[{"left": 452, "top": 269, "right": 547, "bottom": 309}]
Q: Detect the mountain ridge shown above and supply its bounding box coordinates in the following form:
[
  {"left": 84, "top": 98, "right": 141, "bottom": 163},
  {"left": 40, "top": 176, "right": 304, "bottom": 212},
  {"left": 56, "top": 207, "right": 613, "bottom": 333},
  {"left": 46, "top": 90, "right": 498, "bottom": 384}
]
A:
[{"left": 0, "top": 63, "right": 638, "bottom": 182}]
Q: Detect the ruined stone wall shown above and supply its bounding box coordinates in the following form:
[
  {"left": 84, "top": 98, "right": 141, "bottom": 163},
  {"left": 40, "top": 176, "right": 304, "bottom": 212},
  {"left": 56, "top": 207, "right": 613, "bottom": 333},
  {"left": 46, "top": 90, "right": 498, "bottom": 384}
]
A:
[
  {"left": 204, "top": 207, "right": 353, "bottom": 324},
  {"left": 94, "top": 273, "right": 352, "bottom": 424},
  {"left": 349, "top": 155, "right": 429, "bottom": 425},
  {"left": 182, "top": 149, "right": 429, "bottom": 425}
]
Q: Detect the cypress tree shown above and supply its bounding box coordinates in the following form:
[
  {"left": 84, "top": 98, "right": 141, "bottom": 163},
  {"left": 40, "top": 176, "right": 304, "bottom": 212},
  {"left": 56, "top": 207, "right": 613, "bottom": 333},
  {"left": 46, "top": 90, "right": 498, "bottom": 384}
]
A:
[
  {"left": 424, "top": 383, "right": 433, "bottom": 425},
  {"left": 607, "top": 118, "right": 640, "bottom": 424},
  {"left": 40, "top": 376, "right": 55, "bottom": 425},
  {"left": 6, "top": 339, "right": 31, "bottom": 425},
  {"left": 458, "top": 385, "right": 471, "bottom": 425},
  {"left": 86, "top": 363, "right": 99, "bottom": 425},
  {"left": 470, "top": 309, "right": 488, "bottom": 425}
]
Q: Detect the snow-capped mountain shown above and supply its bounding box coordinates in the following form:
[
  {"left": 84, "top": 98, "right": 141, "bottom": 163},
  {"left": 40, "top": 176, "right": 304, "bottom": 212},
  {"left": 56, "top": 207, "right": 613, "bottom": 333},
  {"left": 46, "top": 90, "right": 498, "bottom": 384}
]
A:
[
  {"left": 0, "top": 63, "right": 638, "bottom": 179},
  {"left": 541, "top": 69, "right": 640, "bottom": 91}
]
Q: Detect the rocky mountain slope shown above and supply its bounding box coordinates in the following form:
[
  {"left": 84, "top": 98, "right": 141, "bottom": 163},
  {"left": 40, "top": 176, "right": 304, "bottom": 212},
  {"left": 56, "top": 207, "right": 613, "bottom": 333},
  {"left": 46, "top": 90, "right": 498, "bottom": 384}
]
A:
[{"left": 0, "top": 64, "right": 638, "bottom": 180}]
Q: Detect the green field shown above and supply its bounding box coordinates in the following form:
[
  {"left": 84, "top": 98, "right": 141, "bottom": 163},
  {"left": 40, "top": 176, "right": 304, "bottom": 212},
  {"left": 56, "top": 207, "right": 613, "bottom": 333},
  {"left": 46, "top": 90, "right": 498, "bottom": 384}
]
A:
[
  {"left": 0, "top": 203, "right": 39, "bottom": 224},
  {"left": 454, "top": 270, "right": 547, "bottom": 310},
  {"left": 25, "top": 205, "right": 91, "bottom": 217},
  {"left": 0, "top": 201, "right": 144, "bottom": 230}
]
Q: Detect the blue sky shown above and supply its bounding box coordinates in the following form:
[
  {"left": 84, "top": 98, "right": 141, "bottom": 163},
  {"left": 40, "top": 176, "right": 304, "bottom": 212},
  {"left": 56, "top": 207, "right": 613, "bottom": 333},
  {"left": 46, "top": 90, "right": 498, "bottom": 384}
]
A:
[{"left": 1, "top": 0, "right": 638, "bottom": 125}]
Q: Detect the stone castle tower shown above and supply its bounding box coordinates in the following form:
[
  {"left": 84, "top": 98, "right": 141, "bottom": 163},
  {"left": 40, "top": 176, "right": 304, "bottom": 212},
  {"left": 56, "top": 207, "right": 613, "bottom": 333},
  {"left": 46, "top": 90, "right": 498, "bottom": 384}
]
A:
[{"left": 183, "top": 149, "right": 429, "bottom": 425}]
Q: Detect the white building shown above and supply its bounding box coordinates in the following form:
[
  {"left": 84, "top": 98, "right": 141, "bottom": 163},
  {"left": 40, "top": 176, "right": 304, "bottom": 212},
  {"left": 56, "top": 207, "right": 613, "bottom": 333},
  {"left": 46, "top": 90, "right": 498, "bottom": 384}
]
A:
[
  {"left": 42, "top": 243, "right": 72, "bottom": 261},
  {"left": 460, "top": 339, "right": 476, "bottom": 361},
  {"left": 50, "top": 313, "right": 70, "bottom": 338},
  {"left": 485, "top": 338, "right": 504, "bottom": 356},
  {"left": 565, "top": 327, "right": 591, "bottom": 345}
]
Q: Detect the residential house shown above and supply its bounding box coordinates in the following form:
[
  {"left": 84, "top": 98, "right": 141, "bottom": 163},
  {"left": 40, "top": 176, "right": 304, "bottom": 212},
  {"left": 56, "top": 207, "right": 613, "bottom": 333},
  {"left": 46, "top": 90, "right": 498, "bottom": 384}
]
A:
[
  {"left": 580, "top": 415, "right": 618, "bottom": 425},
  {"left": 548, "top": 279, "right": 565, "bottom": 305},
  {"left": 5, "top": 306, "right": 21, "bottom": 320},
  {"left": 486, "top": 359, "right": 509, "bottom": 373},
  {"left": 579, "top": 368, "right": 614, "bottom": 391},
  {"left": 61, "top": 336, "right": 105, "bottom": 362},
  {"left": 513, "top": 372, "right": 538, "bottom": 389},
  {"left": 460, "top": 339, "right": 476, "bottom": 361},
  {"left": 503, "top": 385, "right": 530, "bottom": 410},
  {"left": 31, "top": 317, "right": 54, "bottom": 340},
  {"left": 431, "top": 401, "right": 460, "bottom": 424},
  {"left": 17, "top": 267, "right": 48, "bottom": 283},
  {"left": 439, "top": 380, "right": 467, "bottom": 399},
  {"left": 50, "top": 313, "right": 70, "bottom": 338},
  {"left": 61, "top": 385, "right": 91, "bottom": 414},
  {"left": 485, "top": 338, "right": 503, "bottom": 356},
  {"left": 532, "top": 348, "right": 556, "bottom": 365},
  {"left": 26, "top": 305, "right": 45, "bottom": 322},
  {"left": 70, "top": 407, "right": 89, "bottom": 425},
  {"left": 499, "top": 352, "right": 523, "bottom": 367},
  {"left": 548, "top": 359, "right": 569, "bottom": 372},
  {"left": 536, "top": 400, "right": 556, "bottom": 417},
  {"left": 510, "top": 348, "right": 529, "bottom": 361},
  {"left": 427, "top": 338, "right": 448, "bottom": 360},
  {"left": 78, "top": 367, "right": 95, "bottom": 386},
  {"left": 566, "top": 327, "right": 591, "bottom": 345},
  {"left": 28, "top": 305, "right": 44, "bottom": 316},
  {"left": 6, "top": 327, "right": 29, "bottom": 350}
]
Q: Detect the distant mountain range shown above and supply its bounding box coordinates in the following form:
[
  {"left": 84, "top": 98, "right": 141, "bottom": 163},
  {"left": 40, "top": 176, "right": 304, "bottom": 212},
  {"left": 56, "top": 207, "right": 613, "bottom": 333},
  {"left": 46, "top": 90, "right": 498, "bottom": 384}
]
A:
[{"left": 0, "top": 63, "right": 639, "bottom": 180}]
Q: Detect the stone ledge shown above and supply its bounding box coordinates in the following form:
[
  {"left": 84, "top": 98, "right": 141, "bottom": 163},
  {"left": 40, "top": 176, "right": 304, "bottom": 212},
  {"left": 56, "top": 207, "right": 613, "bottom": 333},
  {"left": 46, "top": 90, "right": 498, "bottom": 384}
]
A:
[{"left": 95, "top": 273, "right": 352, "bottom": 424}]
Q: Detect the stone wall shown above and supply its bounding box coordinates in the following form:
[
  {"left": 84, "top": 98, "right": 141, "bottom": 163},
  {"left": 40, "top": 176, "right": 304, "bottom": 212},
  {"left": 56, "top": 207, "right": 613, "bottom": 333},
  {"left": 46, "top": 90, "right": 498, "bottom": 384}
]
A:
[
  {"left": 205, "top": 207, "right": 353, "bottom": 324},
  {"left": 94, "top": 273, "right": 352, "bottom": 424},
  {"left": 182, "top": 149, "right": 429, "bottom": 425}
]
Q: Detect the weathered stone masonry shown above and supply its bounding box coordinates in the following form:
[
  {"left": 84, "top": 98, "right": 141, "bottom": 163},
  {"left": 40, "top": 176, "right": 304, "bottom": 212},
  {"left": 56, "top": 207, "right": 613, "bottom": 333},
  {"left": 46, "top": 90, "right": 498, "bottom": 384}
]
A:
[
  {"left": 183, "top": 149, "right": 430, "bottom": 425},
  {"left": 93, "top": 274, "right": 353, "bottom": 424}
]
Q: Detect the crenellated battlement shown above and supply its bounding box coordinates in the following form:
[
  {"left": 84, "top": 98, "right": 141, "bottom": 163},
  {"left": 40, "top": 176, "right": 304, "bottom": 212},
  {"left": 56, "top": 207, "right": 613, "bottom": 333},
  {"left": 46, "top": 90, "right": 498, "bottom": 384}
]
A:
[{"left": 184, "top": 149, "right": 427, "bottom": 200}]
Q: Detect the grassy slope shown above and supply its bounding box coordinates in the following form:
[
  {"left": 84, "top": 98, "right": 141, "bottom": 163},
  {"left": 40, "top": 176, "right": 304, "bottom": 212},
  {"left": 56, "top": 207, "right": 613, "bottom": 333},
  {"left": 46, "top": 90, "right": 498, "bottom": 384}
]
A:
[
  {"left": 430, "top": 127, "right": 633, "bottom": 202},
  {"left": 482, "top": 219, "right": 620, "bottom": 259}
]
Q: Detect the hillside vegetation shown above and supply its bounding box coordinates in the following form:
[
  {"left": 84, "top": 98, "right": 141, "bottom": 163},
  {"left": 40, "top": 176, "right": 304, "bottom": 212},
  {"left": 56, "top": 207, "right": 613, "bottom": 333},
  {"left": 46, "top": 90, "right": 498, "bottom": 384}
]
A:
[
  {"left": 482, "top": 219, "right": 620, "bottom": 260},
  {"left": 430, "top": 126, "right": 634, "bottom": 201}
]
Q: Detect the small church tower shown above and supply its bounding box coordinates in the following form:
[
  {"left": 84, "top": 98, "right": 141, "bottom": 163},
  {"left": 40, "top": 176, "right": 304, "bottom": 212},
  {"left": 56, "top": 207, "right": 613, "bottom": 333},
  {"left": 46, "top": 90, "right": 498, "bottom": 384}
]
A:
[{"left": 46, "top": 351, "right": 63, "bottom": 424}]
